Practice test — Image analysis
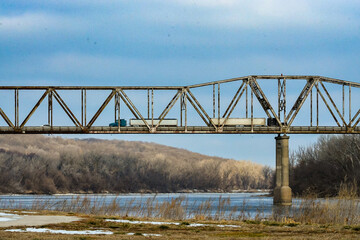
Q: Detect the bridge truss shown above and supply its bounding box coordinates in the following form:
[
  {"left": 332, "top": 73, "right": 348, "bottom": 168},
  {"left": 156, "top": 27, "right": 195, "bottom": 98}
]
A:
[{"left": 0, "top": 75, "right": 359, "bottom": 134}]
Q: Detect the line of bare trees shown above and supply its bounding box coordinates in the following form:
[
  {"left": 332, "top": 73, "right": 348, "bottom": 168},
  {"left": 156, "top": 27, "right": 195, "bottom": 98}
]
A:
[
  {"left": 0, "top": 135, "right": 273, "bottom": 194},
  {"left": 290, "top": 135, "right": 360, "bottom": 197}
]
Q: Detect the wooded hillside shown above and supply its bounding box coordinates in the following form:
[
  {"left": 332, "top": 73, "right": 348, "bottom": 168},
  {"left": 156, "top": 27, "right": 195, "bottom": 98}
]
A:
[
  {"left": 0, "top": 135, "right": 273, "bottom": 194},
  {"left": 290, "top": 135, "right": 360, "bottom": 197}
]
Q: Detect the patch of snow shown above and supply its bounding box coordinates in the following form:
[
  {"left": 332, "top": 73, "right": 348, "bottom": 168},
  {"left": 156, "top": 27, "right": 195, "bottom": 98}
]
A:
[
  {"left": 5, "top": 228, "right": 113, "bottom": 235},
  {"left": 14, "top": 211, "right": 38, "bottom": 214},
  {"left": 107, "top": 219, "right": 180, "bottom": 225},
  {"left": 0, "top": 218, "right": 15, "bottom": 222},
  {"left": 127, "top": 233, "right": 162, "bottom": 237},
  {"left": 216, "top": 224, "right": 241, "bottom": 228},
  {"left": 0, "top": 212, "right": 16, "bottom": 217},
  {"left": 105, "top": 219, "right": 241, "bottom": 228},
  {"left": 0, "top": 212, "right": 21, "bottom": 222}
]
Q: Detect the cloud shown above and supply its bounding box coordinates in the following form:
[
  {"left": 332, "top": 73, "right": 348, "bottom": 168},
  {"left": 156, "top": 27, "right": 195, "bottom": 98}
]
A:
[
  {"left": 141, "top": 0, "right": 359, "bottom": 32},
  {"left": 0, "top": 12, "right": 88, "bottom": 36}
]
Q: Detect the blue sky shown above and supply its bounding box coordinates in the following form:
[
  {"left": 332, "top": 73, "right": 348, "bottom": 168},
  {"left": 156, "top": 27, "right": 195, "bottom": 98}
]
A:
[{"left": 0, "top": 0, "right": 359, "bottom": 165}]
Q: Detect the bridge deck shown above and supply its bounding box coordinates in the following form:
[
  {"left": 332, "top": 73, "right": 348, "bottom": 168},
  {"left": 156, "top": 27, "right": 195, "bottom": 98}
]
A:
[{"left": 1, "top": 126, "right": 358, "bottom": 134}]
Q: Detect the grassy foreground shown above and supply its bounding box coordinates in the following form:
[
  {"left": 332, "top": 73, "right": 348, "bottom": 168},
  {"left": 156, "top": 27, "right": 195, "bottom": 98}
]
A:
[{"left": 1, "top": 210, "right": 360, "bottom": 239}]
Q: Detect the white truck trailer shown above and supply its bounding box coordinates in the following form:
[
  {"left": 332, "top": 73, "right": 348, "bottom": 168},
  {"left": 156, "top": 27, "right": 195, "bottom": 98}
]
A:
[
  {"left": 210, "top": 118, "right": 266, "bottom": 126},
  {"left": 129, "top": 119, "right": 178, "bottom": 126}
]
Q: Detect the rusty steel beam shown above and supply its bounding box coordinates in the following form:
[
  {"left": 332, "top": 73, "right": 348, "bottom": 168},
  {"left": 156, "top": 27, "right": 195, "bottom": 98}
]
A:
[
  {"left": 319, "top": 81, "right": 347, "bottom": 126},
  {"left": 87, "top": 90, "right": 116, "bottom": 128},
  {"left": 20, "top": 90, "right": 49, "bottom": 128},
  {"left": 119, "top": 89, "right": 151, "bottom": 131},
  {"left": 53, "top": 90, "right": 83, "bottom": 128},
  {"left": 0, "top": 126, "right": 358, "bottom": 134},
  {"left": 187, "top": 89, "right": 218, "bottom": 129},
  {"left": 155, "top": 90, "right": 181, "bottom": 129},
  {"left": 286, "top": 78, "right": 316, "bottom": 127},
  {"left": 0, "top": 108, "right": 15, "bottom": 129},
  {"left": 220, "top": 82, "right": 248, "bottom": 129},
  {"left": 248, "top": 77, "right": 282, "bottom": 126},
  {"left": 314, "top": 84, "right": 341, "bottom": 127}
]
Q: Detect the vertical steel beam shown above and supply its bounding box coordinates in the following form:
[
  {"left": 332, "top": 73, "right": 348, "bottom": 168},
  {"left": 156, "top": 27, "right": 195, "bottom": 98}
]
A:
[
  {"left": 246, "top": 84, "right": 248, "bottom": 118},
  {"left": 184, "top": 90, "right": 187, "bottom": 131},
  {"left": 213, "top": 84, "right": 215, "bottom": 118},
  {"left": 251, "top": 86, "right": 254, "bottom": 132},
  {"left": 218, "top": 83, "right": 220, "bottom": 127},
  {"left": 148, "top": 89, "right": 150, "bottom": 119},
  {"left": 317, "top": 83, "right": 319, "bottom": 128},
  {"left": 151, "top": 88, "right": 154, "bottom": 128},
  {"left": 342, "top": 84, "right": 345, "bottom": 123},
  {"left": 278, "top": 79, "right": 280, "bottom": 118},
  {"left": 15, "top": 89, "right": 19, "bottom": 127},
  {"left": 81, "top": 89, "right": 84, "bottom": 126},
  {"left": 84, "top": 89, "right": 87, "bottom": 126},
  {"left": 48, "top": 90, "right": 53, "bottom": 127},
  {"left": 349, "top": 84, "right": 352, "bottom": 125},
  {"left": 310, "top": 89, "right": 313, "bottom": 127},
  {"left": 180, "top": 93, "right": 183, "bottom": 126}
]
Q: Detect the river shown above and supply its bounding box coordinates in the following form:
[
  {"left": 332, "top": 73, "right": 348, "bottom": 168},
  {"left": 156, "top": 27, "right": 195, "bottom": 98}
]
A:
[{"left": 0, "top": 192, "right": 300, "bottom": 219}]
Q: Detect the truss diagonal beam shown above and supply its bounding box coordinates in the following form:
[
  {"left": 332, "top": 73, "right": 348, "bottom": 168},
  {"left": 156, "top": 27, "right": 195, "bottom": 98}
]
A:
[
  {"left": 0, "top": 108, "right": 15, "bottom": 128},
  {"left": 314, "top": 83, "right": 341, "bottom": 127},
  {"left": 220, "top": 82, "right": 248, "bottom": 129},
  {"left": 185, "top": 91, "right": 210, "bottom": 127},
  {"left": 20, "top": 90, "right": 49, "bottom": 128},
  {"left": 87, "top": 90, "right": 116, "bottom": 128},
  {"left": 53, "top": 90, "right": 83, "bottom": 128},
  {"left": 319, "top": 81, "right": 347, "bottom": 127},
  {"left": 118, "top": 89, "right": 151, "bottom": 130},
  {"left": 155, "top": 90, "right": 181, "bottom": 129},
  {"left": 187, "top": 89, "right": 217, "bottom": 129},
  {"left": 117, "top": 90, "right": 140, "bottom": 120},
  {"left": 351, "top": 109, "right": 360, "bottom": 128},
  {"left": 222, "top": 81, "right": 245, "bottom": 118},
  {"left": 286, "top": 78, "right": 316, "bottom": 127},
  {"left": 248, "top": 78, "right": 281, "bottom": 126}
]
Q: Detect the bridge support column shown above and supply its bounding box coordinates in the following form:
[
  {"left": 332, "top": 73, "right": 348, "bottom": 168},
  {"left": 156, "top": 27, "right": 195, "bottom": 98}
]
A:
[{"left": 273, "top": 135, "right": 292, "bottom": 206}]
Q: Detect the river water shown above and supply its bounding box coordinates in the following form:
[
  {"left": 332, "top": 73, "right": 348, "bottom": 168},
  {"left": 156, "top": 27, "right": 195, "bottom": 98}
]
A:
[{"left": 0, "top": 192, "right": 298, "bottom": 219}]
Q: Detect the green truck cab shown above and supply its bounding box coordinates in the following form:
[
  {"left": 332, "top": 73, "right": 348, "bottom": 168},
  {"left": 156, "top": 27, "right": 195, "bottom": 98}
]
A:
[{"left": 109, "top": 119, "right": 127, "bottom": 127}]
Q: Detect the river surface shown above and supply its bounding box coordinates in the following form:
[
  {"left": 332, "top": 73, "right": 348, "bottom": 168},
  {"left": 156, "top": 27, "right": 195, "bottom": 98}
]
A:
[{"left": 0, "top": 192, "right": 300, "bottom": 219}]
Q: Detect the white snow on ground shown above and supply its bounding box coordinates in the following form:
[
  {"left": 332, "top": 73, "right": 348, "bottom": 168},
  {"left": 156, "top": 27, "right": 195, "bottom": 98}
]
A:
[
  {"left": 5, "top": 228, "right": 113, "bottom": 235},
  {"left": 13, "top": 211, "right": 38, "bottom": 214},
  {"left": 127, "top": 233, "right": 162, "bottom": 237},
  {"left": 106, "top": 219, "right": 241, "bottom": 228},
  {"left": 0, "top": 212, "right": 21, "bottom": 222}
]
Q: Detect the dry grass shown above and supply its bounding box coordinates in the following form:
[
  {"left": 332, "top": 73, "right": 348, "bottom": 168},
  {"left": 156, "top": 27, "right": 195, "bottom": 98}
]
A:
[{"left": 1, "top": 191, "right": 360, "bottom": 227}]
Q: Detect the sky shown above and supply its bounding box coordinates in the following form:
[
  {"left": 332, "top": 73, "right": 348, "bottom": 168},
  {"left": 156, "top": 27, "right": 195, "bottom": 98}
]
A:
[{"left": 0, "top": 0, "right": 359, "bottom": 165}]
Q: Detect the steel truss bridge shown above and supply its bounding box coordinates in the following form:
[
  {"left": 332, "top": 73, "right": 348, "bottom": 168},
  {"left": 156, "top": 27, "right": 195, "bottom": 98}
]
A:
[{"left": 0, "top": 75, "right": 359, "bottom": 134}]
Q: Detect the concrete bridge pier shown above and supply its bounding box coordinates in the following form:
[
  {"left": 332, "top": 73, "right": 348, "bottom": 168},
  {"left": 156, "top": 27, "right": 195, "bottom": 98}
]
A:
[{"left": 273, "top": 135, "right": 292, "bottom": 206}]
